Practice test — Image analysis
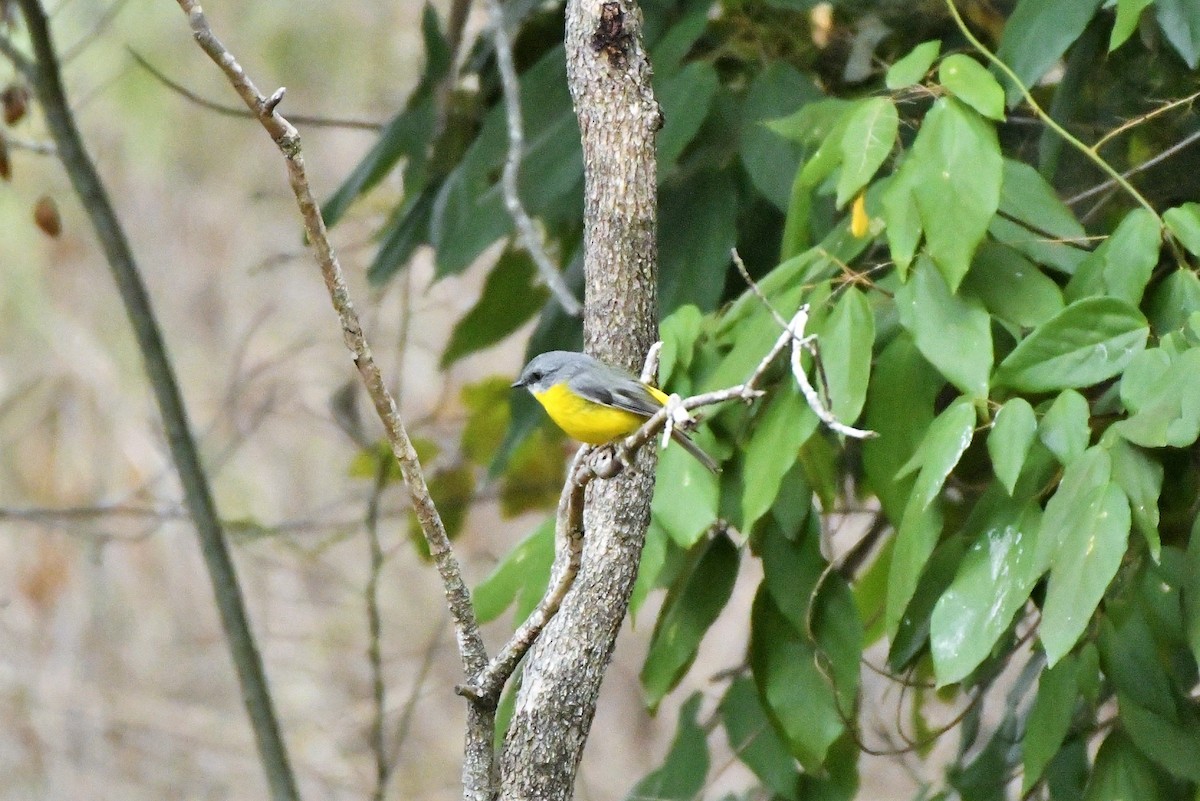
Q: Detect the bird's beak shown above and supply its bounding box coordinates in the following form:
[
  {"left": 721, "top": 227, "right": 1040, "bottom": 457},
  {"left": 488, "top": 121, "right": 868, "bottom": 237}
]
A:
[{"left": 511, "top": 378, "right": 525, "bottom": 389}]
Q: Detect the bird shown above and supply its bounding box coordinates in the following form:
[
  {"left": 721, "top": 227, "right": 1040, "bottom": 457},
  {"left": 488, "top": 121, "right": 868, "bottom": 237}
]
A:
[{"left": 512, "top": 350, "right": 719, "bottom": 473}]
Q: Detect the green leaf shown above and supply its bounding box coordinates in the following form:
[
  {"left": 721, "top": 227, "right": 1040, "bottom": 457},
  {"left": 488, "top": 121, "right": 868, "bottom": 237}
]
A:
[
  {"left": 1039, "top": 389, "right": 1091, "bottom": 465},
  {"left": 1040, "top": 482, "right": 1130, "bottom": 665},
  {"left": 995, "top": 0, "right": 1107, "bottom": 105},
  {"left": 1065, "top": 208, "right": 1161, "bottom": 306},
  {"left": 835, "top": 98, "right": 898, "bottom": 208},
  {"left": 989, "top": 398, "right": 1038, "bottom": 495},
  {"left": 930, "top": 500, "right": 1041, "bottom": 685},
  {"left": 657, "top": 304, "right": 703, "bottom": 387},
  {"left": 656, "top": 62, "right": 720, "bottom": 172},
  {"left": 652, "top": 431, "right": 721, "bottom": 548},
  {"left": 991, "top": 159, "right": 1088, "bottom": 275},
  {"left": 938, "top": 54, "right": 1005, "bottom": 120},
  {"left": 1111, "top": 0, "right": 1156, "bottom": 50},
  {"left": 659, "top": 169, "right": 737, "bottom": 313},
  {"left": 1147, "top": 269, "right": 1200, "bottom": 335},
  {"left": 885, "top": 40, "right": 941, "bottom": 89},
  {"left": 750, "top": 589, "right": 845, "bottom": 771},
  {"left": 909, "top": 99, "right": 1002, "bottom": 290},
  {"left": 880, "top": 159, "right": 922, "bottom": 278},
  {"left": 368, "top": 186, "right": 436, "bottom": 285},
  {"left": 1184, "top": 516, "right": 1200, "bottom": 670},
  {"left": 1083, "top": 731, "right": 1166, "bottom": 801},
  {"left": 885, "top": 498, "right": 944, "bottom": 639},
  {"left": 1113, "top": 347, "right": 1200, "bottom": 448},
  {"left": 641, "top": 535, "right": 739, "bottom": 710},
  {"left": 499, "top": 429, "right": 566, "bottom": 517},
  {"left": 862, "top": 334, "right": 944, "bottom": 520},
  {"left": 903, "top": 397, "right": 977, "bottom": 510},
  {"left": 794, "top": 102, "right": 856, "bottom": 189},
  {"left": 472, "top": 518, "right": 554, "bottom": 623},
  {"left": 720, "top": 677, "right": 800, "bottom": 800},
  {"left": 1120, "top": 697, "right": 1200, "bottom": 782},
  {"left": 820, "top": 287, "right": 874, "bottom": 423},
  {"left": 741, "top": 64, "right": 822, "bottom": 210},
  {"left": 1164, "top": 202, "right": 1200, "bottom": 256},
  {"left": 993, "top": 297, "right": 1149, "bottom": 392},
  {"left": 630, "top": 521, "right": 670, "bottom": 622},
  {"left": 1156, "top": 0, "right": 1200, "bottom": 68},
  {"left": 742, "top": 389, "right": 818, "bottom": 533},
  {"left": 626, "top": 694, "right": 710, "bottom": 801},
  {"left": 1024, "top": 653, "right": 1082, "bottom": 792},
  {"left": 441, "top": 250, "right": 549, "bottom": 366},
  {"left": 1036, "top": 446, "right": 1113, "bottom": 568},
  {"left": 766, "top": 98, "right": 854, "bottom": 145},
  {"left": 1109, "top": 439, "right": 1163, "bottom": 560},
  {"left": 896, "top": 256, "right": 992, "bottom": 398},
  {"left": 961, "top": 241, "right": 1064, "bottom": 328}
]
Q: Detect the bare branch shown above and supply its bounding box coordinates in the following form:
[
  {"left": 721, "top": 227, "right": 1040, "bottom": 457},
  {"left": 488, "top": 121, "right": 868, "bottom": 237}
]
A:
[
  {"left": 0, "top": 28, "right": 34, "bottom": 77},
  {"left": 1, "top": 128, "right": 57, "bottom": 155},
  {"left": 170, "top": 2, "right": 495, "bottom": 796},
  {"left": 484, "top": 0, "right": 583, "bottom": 317},
  {"left": 1067, "top": 126, "right": 1200, "bottom": 206}
]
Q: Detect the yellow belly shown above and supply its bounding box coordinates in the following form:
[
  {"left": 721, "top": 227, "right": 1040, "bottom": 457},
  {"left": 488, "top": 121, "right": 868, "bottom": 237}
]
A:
[{"left": 532, "top": 382, "right": 654, "bottom": 444}]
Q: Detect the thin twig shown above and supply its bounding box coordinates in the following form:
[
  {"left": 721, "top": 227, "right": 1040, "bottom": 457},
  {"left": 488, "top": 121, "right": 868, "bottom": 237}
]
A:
[
  {"left": 60, "top": 0, "right": 132, "bottom": 63},
  {"left": 1089, "top": 89, "right": 1200, "bottom": 154},
  {"left": 14, "top": 1, "right": 301, "bottom": 798},
  {"left": 128, "top": 48, "right": 383, "bottom": 131},
  {"left": 0, "top": 129, "right": 56, "bottom": 155},
  {"left": 387, "top": 625, "right": 446, "bottom": 768},
  {"left": 944, "top": 0, "right": 1160, "bottom": 222},
  {"left": 1066, "top": 127, "right": 1200, "bottom": 206},
  {"left": 364, "top": 459, "right": 391, "bottom": 801},
  {"left": 484, "top": 0, "right": 583, "bottom": 316},
  {"left": 0, "top": 28, "right": 34, "bottom": 77},
  {"left": 170, "top": 4, "right": 495, "bottom": 796}
]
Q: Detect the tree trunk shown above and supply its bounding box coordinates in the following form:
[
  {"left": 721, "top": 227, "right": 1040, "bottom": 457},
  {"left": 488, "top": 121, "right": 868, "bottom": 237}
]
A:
[{"left": 497, "top": 0, "right": 660, "bottom": 798}]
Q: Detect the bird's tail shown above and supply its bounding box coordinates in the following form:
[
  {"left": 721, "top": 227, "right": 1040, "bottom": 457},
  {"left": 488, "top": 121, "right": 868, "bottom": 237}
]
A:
[{"left": 669, "top": 429, "right": 721, "bottom": 474}]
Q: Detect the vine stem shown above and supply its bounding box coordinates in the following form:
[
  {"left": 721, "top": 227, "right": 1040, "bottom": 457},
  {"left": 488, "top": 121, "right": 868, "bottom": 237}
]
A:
[{"left": 944, "top": 0, "right": 1161, "bottom": 223}]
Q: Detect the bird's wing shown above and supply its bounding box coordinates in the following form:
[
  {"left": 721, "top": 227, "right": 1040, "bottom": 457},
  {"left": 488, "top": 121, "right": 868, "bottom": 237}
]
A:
[{"left": 568, "top": 366, "right": 663, "bottom": 417}]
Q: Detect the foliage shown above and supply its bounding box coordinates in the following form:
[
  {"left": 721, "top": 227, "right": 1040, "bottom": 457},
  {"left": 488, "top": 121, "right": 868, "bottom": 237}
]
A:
[{"left": 327, "top": 0, "right": 1200, "bottom": 797}]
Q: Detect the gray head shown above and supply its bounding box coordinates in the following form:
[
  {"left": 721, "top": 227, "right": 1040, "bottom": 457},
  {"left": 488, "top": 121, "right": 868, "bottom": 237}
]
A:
[{"left": 512, "top": 351, "right": 599, "bottom": 394}]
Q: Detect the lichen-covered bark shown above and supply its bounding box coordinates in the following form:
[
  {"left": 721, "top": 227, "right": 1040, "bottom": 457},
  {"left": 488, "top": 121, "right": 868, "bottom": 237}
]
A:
[{"left": 497, "top": 0, "right": 660, "bottom": 798}]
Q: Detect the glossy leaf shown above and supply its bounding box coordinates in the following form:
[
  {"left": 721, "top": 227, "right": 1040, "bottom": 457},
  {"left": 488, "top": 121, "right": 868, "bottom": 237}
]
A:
[
  {"left": 741, "top": 389, "right": 817, "bottom": 533},
  {"left": 903, "top": 397, "right": 977, "bottom": 510},
  {"left": 820, "top": 287, "right": 874, "bottom": 423},
  {"left": 1037, "top": 446, "right": 1113, "bottom": 568},
  {"left": 1040, "top": 483, "right": 1130, "bottom": 666},
  {"left": 1039, "top": 390, "right": 1091, "bottom": 466},
  {"left": 896, "top": 256, "right": 992, "bottom": 398},
  {"left": 885, "top": 40, "right": 941, "bottom": 89},
  {"left": 993, "top": 298, "right": 1148, "bottom": 392},
  {"left": 961, "top": 241, "right": 1064, "bottom": 328},
  {"left": 885, "top": 497, "right": 944, "bottom": 639},
  {"left": 641, "top": 535, "right": 739, "bottom": 710},
  {"left": 1120, "top": 698, "right": 1200, "bottom": 783},
  {"left": 938, "top": 54, "right": 1005, "bottom": 120},
  {"left": 880, "top": 159, "right": 922, "bottom": 277},
  {"left": 995, "top": 0, "right": 1106, "bottom": 104},
  {"left": 1065, "top": 208, "right": 1161, "bottom": 306},
  {"left": 989, "top": 398, "right": 1038, "bottom": 495},
  {"left": 992, "top": 159, "right": 1088, "bottom": 275},
  {"left": 626, "top": 694, "right": 709, "bottom": 801},
  {"left": 909, "top": 98, "right": 1002, "bottom": 291},
  {"left": 835, "top": 98, "right": 898, "bottom": 208},
  {"left": 659, "top": 169, "right": 737, "bottom": 313},
  {"left": 931, "top": 500, "right": 1041, "bottom": 685}
]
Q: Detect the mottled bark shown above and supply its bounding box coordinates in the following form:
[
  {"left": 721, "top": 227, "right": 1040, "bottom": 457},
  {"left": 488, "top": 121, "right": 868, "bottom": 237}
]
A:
[{"left": 497, "top": 0, "right": 660, "bottom": 797}]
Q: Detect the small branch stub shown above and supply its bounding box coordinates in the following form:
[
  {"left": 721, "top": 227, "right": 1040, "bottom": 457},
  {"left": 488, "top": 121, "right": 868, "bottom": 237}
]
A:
[{"left": 591, "top": 2, "right": 631, "bottom": 67}]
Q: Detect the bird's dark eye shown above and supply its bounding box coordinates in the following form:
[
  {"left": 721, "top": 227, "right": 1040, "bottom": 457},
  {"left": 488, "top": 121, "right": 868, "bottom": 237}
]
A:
[{"left": 527, "top": 370, "right": 543, "bottom": 383}]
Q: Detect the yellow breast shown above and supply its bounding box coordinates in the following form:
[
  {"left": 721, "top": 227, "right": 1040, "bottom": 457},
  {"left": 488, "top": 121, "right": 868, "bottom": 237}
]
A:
[{"left": 532, "top": 382, "right": 653, "bottom": 444}]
